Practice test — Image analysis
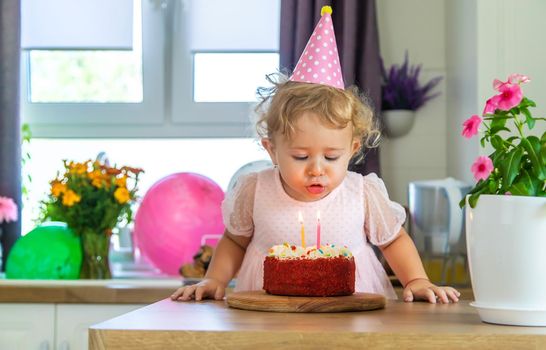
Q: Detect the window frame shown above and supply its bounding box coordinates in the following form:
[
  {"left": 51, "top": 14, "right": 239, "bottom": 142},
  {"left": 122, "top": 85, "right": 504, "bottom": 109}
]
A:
[
  {"left": 20, "top": 0, "right": 280, "bottom": 139},
  {"left": 21, "top": 0, "right": 165, "bottom": 138}
]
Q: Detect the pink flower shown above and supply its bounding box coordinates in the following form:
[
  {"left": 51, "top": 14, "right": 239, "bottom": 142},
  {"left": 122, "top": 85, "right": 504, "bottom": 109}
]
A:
[
  {"left": 462, "top": 114, "right": 482, "bottom": 138},
  {"left": 493, "top": 79, "right": 504, "bottom": 91},
  {"left": 494, "top": 74, "right": 530, "bottom": 90},
  {"left": 508, "top": 74, "right": 530, "bottom": 85},
  {"left": 482, "top": 95, "right": 500, "bottom": 115},
  {"left": 488, "top": 74, "right": 527, "bottom": 112},
  {"left": 495, "top": 82, "right": 523, "bottom": 111},
  {"left": 0, "top": 196, "right": 18, "bottom": 224},
  {"left": 471, "top": 156, "right": 494, "bottom": 181}
]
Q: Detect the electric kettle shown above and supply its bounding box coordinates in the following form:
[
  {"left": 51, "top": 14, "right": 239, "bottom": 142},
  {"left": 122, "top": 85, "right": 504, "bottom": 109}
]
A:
[{"left": 408, "top": 178, "right": 472, "bottom": 256}]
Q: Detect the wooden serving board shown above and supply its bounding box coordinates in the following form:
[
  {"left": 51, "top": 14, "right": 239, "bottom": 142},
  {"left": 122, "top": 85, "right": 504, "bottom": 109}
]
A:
[{"left": 226, "top": 290, "right": 386, "bottom": 313}]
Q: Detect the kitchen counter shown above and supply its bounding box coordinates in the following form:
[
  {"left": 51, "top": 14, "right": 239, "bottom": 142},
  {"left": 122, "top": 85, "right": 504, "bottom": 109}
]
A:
[
  {"left": 0, "top": 279, "right": 182, "bottom": 304},
  {"left": 89, "top": 298, "right": 546, "bottom": 349},
  {"left": 0, "top": 277, "right": 473, "bottom": 304}
]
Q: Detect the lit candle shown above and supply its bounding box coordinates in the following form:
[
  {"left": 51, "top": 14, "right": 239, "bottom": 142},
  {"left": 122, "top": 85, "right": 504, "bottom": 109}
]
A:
[
  {"left": 298, "top": 211, "right": 306, "bottom": 248},
  {"left": 316, "top": 210, "right": 321, "bottom": 249}
]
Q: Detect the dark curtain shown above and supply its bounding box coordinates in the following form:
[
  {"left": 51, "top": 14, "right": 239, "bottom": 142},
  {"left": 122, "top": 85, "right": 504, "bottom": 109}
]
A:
[
  {"left": 280, "top": 0, "right": 382, "bottom": 176},
  {"left": 0, "top": 0, "right": 21, "bottom": 271}
]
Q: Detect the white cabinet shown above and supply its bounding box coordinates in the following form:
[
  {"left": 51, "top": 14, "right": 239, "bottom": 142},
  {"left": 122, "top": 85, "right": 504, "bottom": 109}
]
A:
[
  {"left": 56, "top": 304, "right": 142, "bottom": 350},
  {"left": 0, "top": 303, "right": 143, "bottom": 350},
  {"left": 0, "top": 304, "right": 55, "bottom": 350}
]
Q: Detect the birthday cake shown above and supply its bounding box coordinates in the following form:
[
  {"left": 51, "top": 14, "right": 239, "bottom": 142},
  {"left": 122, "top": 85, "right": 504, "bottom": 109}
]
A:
[{"left": 263, "top": 243, "right": 355, "bottom": 297}]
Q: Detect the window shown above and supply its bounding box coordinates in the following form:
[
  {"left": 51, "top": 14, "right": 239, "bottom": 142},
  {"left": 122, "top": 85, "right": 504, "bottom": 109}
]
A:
[
  {"left": 21, "top": 0, "right": 281, "bottom": 138},
  {"left": 193, "top": 52, "right": 279, "bottom": 103},
  {"left": 21, "top": 138, "right": 270, "bottom": 235},
  {"left": 21, "top": 0, "right": 164, "bottom": 136},
  {"left": 28, "top": 50, "right": 143, "bottom": 103}
]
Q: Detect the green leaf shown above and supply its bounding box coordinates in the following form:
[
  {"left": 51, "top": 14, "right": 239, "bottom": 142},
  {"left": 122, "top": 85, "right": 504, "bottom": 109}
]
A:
[
  {"left": 490, "top": 150, "right": 503, "bottom": 163},
  {"left": 459, "top": 179, "right": 489, "bottom": 208},
  {"left": 522, "top": 97, "right": 537, "bottom": 108},
  {"left": 471, "top": 178, "right": 490, "bottom": 193},
  {"left": 490, "top": 135, "right": 505, "bottom": 151},
  {"left": 458, "top": 197, "right": 465, "bottom": 208},
  {"left": 500, "top": 147, "right": 524, "bottom": 188},
  {"left": 522, "top": 137, "right": 546, "bottom": 181},
  {"left": 509, "top": 169, "right": 538, "bottom": 196},
  {"left": 489, "top": 115, "right": 509, "bottom": 135},
  {"left": 542, "top": 140, "right": 546, "bottom": 165},
  {"left": 504, "top": 136, "right": 519, "bottom": 150},
  {"left": 468, "top": 193, "right": 481, "bottom": 208},
  {"left": 521, "top": 107, "right": 535, "bottom": 129},
  {"left": 488, "top": 179, "right": 498, "bottom": 192},
  {"left": 540, "top": 131, "right": 546, "bottom": 164},
  {"left": 491, "top": 126, "right": 511, "bottom": 134}
]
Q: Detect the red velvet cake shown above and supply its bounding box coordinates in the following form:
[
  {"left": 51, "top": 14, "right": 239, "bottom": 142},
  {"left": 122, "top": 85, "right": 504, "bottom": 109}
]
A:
[{"left": 263, "top": 243, "right": 355, "bottom": 297}]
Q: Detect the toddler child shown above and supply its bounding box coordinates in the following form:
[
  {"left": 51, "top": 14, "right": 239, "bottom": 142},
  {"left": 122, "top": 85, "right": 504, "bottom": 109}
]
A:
[{"left": 171, "top": 6, "right": 459, "bottom": 304}]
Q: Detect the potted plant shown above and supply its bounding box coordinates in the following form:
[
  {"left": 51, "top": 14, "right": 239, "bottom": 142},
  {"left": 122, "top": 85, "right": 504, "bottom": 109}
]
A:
[
  {"left": 460, "top": 74, "right": 546, "bottom": 326},
  {"left": 380, "top": 51, "right": 442, "bottom": 137},
  {"left": 41, "top": 159, "right": 143, "bottom": 279}
]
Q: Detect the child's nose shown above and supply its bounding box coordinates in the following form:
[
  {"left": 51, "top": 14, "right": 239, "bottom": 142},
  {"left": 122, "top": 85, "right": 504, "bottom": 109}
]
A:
[{"left": 307, "top": 159, "right": 324, "bottom": 176}]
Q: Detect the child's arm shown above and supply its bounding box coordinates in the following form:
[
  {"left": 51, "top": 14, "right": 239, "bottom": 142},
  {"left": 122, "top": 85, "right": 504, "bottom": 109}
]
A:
[
  {"left": 380, "top": 228, "right": 460, "bottom": 304},
  {"left": 171, "top": 230, "right": 251, "bottom": 301}
]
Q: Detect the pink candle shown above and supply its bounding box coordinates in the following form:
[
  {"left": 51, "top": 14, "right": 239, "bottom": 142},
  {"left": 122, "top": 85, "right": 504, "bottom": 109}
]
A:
[{"left": 316, "top": 210, "right": 321, "bottom": 249}]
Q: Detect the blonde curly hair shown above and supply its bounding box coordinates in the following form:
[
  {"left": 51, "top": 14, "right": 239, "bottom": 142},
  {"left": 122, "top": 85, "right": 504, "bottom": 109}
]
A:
[{"left": 255, "top": 73, "right": 381, "bottom": 154}]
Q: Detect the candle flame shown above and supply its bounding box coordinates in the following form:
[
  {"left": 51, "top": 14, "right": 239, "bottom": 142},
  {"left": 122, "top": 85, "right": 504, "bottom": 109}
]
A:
[
  {"left": 298, "top": 211, "right": 303, "bottom": 223},
  {"left": 317, "top": 210, "right": 321, "bottom": 220}
]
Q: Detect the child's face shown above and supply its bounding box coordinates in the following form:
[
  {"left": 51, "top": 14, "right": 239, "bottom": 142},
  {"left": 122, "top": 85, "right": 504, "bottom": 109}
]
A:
[{"left": 262, "top": 112, "right": 361, "bottom": 202}]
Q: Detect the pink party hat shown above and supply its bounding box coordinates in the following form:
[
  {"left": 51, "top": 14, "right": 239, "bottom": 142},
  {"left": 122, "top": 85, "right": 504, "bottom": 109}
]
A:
[{"left": 290, "top": 6, "right": 344, "bottom": 89}]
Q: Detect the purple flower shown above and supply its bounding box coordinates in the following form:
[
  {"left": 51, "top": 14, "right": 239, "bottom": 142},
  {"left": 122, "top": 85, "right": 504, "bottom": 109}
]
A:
[{"left": 381, "top": 51, "right": 442, "bottom": 111}]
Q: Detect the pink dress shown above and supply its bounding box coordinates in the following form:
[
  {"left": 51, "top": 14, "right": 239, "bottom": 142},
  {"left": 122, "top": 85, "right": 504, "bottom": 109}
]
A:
[{"left": 222, "top": 168, "right": 405, "bottom": 299}]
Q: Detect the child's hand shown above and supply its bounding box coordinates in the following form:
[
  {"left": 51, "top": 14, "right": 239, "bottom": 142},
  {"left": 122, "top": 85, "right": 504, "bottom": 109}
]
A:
[
  {"left": 402, "top": 278, "right": 460, "bottom": 304},
  {"left": 170, "top": 278, "right": 226, "bottom": 301}
]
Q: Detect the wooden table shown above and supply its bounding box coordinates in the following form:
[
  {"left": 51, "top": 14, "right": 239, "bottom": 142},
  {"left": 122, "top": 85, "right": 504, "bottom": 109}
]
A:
[{"left": 90, "top": 298, "right": 546, "bottom": 349}]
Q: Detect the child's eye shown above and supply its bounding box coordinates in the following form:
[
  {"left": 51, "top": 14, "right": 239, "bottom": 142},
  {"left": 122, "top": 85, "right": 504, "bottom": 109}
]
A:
[
  {"left": 292, "top": 155, "right": 308, "bottom": 161},
  {"left": 325, "top": 156, "right": 340, "bottom": 161}
]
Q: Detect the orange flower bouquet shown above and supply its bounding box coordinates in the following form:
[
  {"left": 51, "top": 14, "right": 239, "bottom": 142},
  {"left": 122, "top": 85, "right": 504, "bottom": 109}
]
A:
[{"left": 41, "top": 160, "right": 143, "bottom": 278}]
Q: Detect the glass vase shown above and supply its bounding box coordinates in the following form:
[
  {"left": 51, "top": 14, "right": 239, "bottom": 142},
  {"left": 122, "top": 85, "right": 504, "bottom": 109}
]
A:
[{"left": 79, "top": 229, "right": 112, "bottom": 279}]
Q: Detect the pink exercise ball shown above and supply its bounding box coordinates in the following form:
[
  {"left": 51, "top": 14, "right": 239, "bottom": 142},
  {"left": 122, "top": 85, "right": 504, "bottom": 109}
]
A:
[{"left": 134, "top": 172, "right": 225, "bottom": 275}]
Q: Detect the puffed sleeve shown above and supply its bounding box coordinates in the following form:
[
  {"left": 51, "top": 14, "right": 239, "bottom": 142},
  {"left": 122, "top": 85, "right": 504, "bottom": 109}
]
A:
[
  {"left": 221, "top": 172, "right": 257, "bottom": 237},
  {"left": 363, "top": 173, "right": 406, "bottom": 246}
]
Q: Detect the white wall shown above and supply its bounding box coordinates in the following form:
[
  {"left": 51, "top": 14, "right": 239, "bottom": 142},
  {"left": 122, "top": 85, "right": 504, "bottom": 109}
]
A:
[
  {"left": 377, "top": 0, "right": 448, "bottom": 205},
  {"left": 445, "top": 0, "right": 478, "bottom": 184}
]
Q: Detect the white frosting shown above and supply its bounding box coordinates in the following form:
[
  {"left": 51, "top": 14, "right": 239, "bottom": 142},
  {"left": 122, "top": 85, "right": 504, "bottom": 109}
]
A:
[{"left": 267, "top": 243, "right": 353, "bottom": 260}]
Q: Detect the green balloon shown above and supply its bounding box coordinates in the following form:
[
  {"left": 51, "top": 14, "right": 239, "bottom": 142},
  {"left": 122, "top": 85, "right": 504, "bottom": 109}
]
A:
[{"left": 6, "top": 222, "right": 82, "bottom": 279}]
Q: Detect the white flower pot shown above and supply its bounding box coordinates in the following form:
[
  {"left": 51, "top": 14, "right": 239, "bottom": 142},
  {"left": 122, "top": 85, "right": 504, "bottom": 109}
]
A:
[
  {"left": 382, "top": 110, "right": 416, "bottom": 138},
  {"left": 466, "top": 194, "right": 546, "bottom": 326}
]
